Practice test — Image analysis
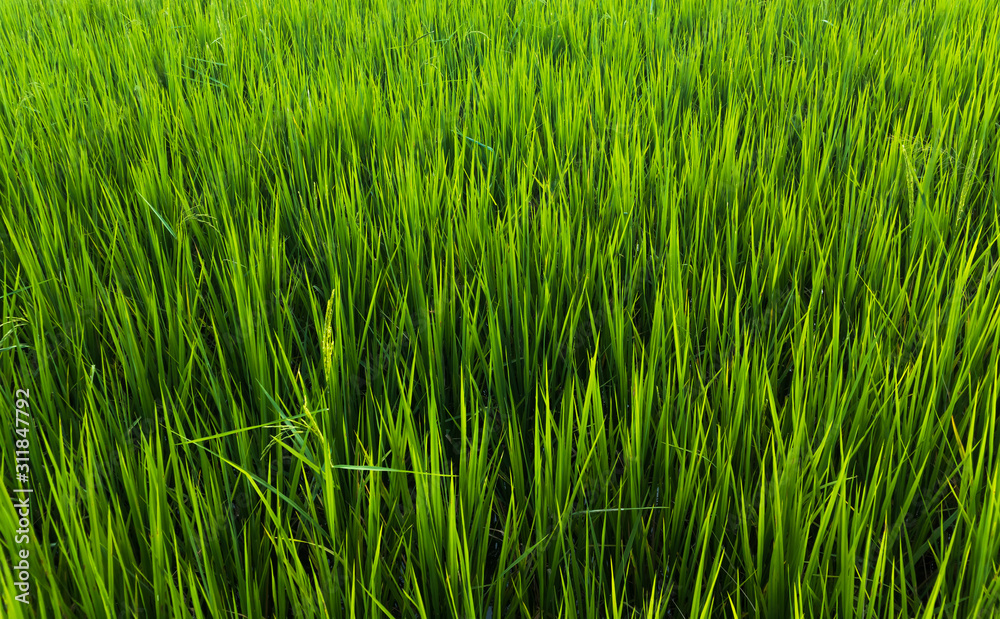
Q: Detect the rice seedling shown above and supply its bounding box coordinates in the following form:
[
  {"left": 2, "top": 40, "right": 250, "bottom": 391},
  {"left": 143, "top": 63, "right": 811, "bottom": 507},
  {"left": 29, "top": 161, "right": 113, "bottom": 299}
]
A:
[{"left": 1, "top": 0, "right": 998, "bottom": 617}]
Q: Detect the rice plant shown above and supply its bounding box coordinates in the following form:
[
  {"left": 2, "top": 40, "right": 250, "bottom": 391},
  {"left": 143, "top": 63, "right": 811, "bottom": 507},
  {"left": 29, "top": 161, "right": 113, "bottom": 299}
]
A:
[{"left": 1, "top": 0, "right": 999, "bottom": 616}]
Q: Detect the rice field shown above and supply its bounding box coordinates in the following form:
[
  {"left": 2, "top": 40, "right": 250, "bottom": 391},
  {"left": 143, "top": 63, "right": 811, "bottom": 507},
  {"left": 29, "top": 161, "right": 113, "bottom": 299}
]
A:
[{"left": 1, "top": 0, "right": 999, "bottom": 616}]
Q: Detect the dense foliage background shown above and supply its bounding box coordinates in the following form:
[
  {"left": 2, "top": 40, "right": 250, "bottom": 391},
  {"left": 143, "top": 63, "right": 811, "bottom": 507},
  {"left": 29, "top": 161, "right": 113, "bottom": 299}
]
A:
[{"left": 2, "top": 0, "right": 999, "bottom": 616}]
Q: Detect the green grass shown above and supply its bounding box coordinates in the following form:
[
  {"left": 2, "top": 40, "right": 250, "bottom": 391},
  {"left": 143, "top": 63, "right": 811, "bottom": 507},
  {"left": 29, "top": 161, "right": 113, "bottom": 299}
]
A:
[{"left": 1, "top": 0, "right": 999, "bottom": 616}]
